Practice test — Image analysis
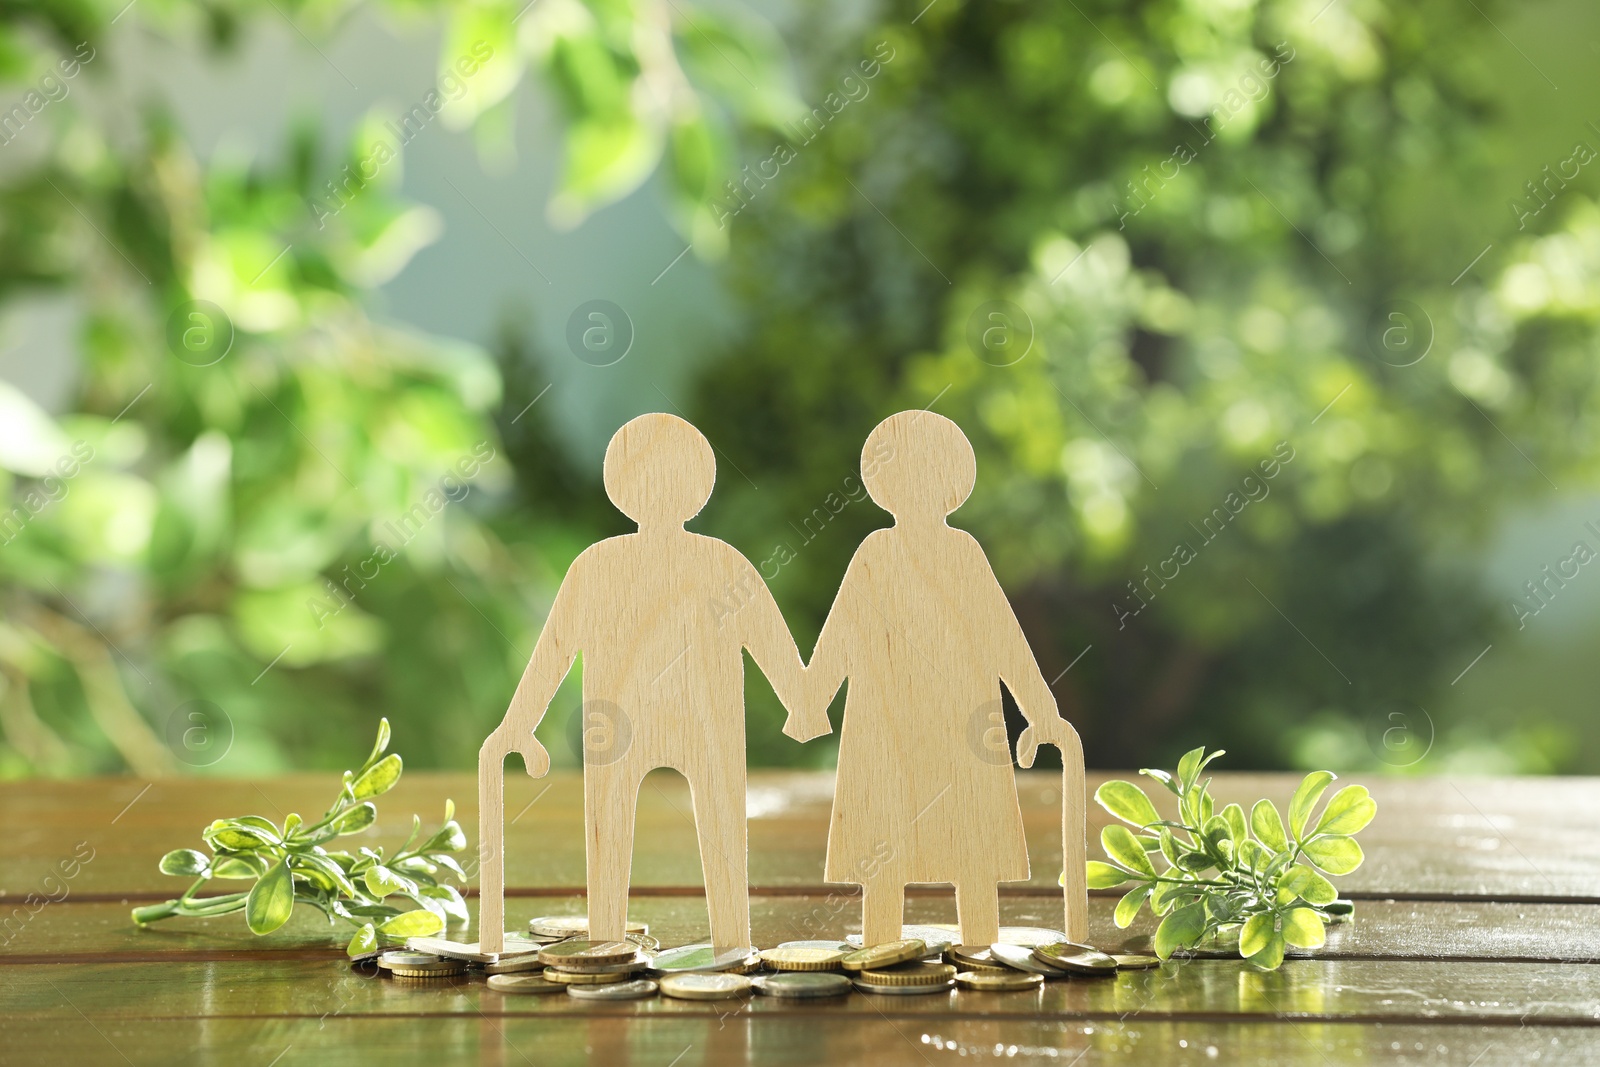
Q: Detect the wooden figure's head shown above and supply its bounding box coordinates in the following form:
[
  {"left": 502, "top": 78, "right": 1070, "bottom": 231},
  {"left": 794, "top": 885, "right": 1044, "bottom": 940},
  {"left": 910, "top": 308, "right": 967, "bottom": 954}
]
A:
[
  {"left": 603, "top": 412, "right": 716, "bottom": 528},
  {"left": 861, "top": 410, "right": 976, "bottom": 523}
]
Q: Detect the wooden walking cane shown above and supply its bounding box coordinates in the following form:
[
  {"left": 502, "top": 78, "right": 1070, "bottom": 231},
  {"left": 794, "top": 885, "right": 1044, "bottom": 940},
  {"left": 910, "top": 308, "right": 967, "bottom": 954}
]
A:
[
  {"left": 1019, "top": 727, "right": 1089, "bottom": 943},
  {"left": 477, "top": 742, "right": 507, "bottom": 954}
]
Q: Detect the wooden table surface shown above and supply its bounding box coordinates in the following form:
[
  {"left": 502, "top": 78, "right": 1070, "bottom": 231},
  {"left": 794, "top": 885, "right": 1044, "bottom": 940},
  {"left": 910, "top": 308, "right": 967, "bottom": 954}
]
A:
[{"left": 2, "top": 770, "right": 1598, "bottom": 1065}]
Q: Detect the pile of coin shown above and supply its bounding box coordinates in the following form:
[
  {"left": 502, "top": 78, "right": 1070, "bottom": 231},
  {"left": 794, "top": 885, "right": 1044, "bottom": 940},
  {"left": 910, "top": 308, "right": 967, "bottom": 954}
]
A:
[{"left": 367, "top": 917, "right": 1162, "bottom": 1004}]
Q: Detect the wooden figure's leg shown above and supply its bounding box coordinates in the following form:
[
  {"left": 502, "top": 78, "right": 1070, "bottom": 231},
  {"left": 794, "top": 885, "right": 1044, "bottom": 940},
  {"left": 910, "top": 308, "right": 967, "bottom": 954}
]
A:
[
  {"left": 954, "top": 882, "right": 1000, "bottom": 947},
  {"left": 585, "top": 764, "right": 641, "bottom": 943},
  {"left": 687, "top": 762, "right": 750, "bottom": 952},
  {"left": 1062, "top": 740, "right": 1089, "bottom": 943},
  {"left": 860, "top": 878, "right": 904, "bottom": 946},
  {"left": 478, "top": 749, "right": 506, "bottom": 953}
]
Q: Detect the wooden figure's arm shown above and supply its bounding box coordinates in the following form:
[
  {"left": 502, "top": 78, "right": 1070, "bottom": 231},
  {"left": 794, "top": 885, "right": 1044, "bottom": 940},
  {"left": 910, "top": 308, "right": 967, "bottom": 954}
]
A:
[
  {"left": 740, "top": 574, "right": 823, "bottom": 741},
  {"left": 482, "top": 574, "right": 583, "bottom": 776},
  {"left": 792, "top": 573, "right": 853, "bottom": 742},
  {"left": 986, "top": 571, "right": 1078, "bottom": 766}
]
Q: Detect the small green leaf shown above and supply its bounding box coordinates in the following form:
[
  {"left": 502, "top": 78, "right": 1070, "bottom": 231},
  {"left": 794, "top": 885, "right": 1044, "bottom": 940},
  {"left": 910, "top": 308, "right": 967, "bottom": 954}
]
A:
[
  {"left": 1220, "top": 803, "right": 1247, "bottom": 846},
  {"left": 378, "top": 909, "right": 445, "bottom": 938},
  {"left": 1303, "top": 834, "right": 1364, "bottom": 875},
  {"left": 420, "top": 884, "right": 470, "bottom": 924},
  {"left": 1101, "top": 825, "right": 1156, "bottom": 877},
  {"left": 204, "top": 822, "right": 279, "bottom": 851},
  {"left": 424, "top": 820, "right": 466, "bottom": 853},
  {"left": 330, "top": 802, "right": 378, "bottom": 835},
  {"left": 1278, "top": 864, "right": 1338, "bottom": 906},
  {"left": 347, "top": 922, "right": 378, "bottom": 957},
  {"left": 360, "top": 718, "right": 392, "bottom": 775},
  {"left": 1239, "top": 913, "right": 1275, "bottom": 957},
  {"left": 1249, "top": 932, "right": 1287, "bottom": 970},
  {"left": 245, "top": 858, "right": 295, "bottom": 935},
  {"left": 211, "top": 854, "right": 266, "bottom": 879},
  {"left": 1315, "top": 785, "right": 1377, "bottom": 835},
  {"left": 1153, "top": 901, "right": 1206, "bottom": 959},
  {"left": 1288, "top": 771, "right": 1336, "bottom": 840},
  {"left": 1140, "top": 768, "right": 1180, "bottom": 795},
  {"left": 1282, "top": 907, "right": 1326, "bottom": 949},
  {"left": 351, "top": 753, "right": 402, "bottom": 800},
  {"left": 1250, "top": 799, "right": 1288, "bottom": 851},
  {"left": 1114, "top": 885, "right": 1151, "bottom": 928},
  {"left": 364, "top": 864, "right": 416, "bottom": 898},
  {"left": 159, "top": 849, "right": 212, "bottom": 877},
  {"left": 1086, "top": 860, "right": 1133, "bottom": 889},
  {"left": 1095, "top": 780, "right": 1161, "bottom": 827},
  {"left": 1175, "top": 747, "right": 1206, "bottom": 791}
]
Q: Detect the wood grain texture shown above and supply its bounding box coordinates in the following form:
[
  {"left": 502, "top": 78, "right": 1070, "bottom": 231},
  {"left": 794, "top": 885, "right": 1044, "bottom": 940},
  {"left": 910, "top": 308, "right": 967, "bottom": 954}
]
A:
[
  {"left": 11, "top": 956, "right": 1600, "bottom": 1025},
  {"left": 479, "top": 414, "right": 807, "bottom": 952},
  {"left": 0, "top": 1015, "right": 1579, "bottom": 1067},
  {"left": 8, "top": 773, "right": 1600, "bottom": 900},
  {"left": 10, "top": 898, "right": 1600, "bottom": 965},
  {"left": 800, "top": 412, "right": 1087, "bottom": 946}
]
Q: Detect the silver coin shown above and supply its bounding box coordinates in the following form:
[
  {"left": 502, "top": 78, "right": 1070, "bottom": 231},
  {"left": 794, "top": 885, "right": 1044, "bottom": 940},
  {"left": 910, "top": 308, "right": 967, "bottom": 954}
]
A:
[
  {"left": 483, "top": 954, "right": 555, "bottom": 975},
  {"left": 658, "top": 972, "right": 753, "bottom": 1000},
  {"left": 379, "top": 951, "right": 444, "bottom": 967},
  {"left": 405, "top": 935, "right": 542, "bottom": 963},
  {"left": 776, "top": 940, "right": 854, "bottom": 952},
  {"left": 486, "top": 974, "right": 566, "bottom": 995},
  {"left": 988, "top": 943, "right": 1067, "bottom": 977},
  {"left": 567, "top": 979, "right": 659, "bottom": 1001},
  {"left": 853, "top": 979, "right": 954, "bottom": 995},
  {"left": 528, "top": 915, "right": 649, "bottom": 938},
  {"left": 996, "top": 926, "right": 1070, "bottom": 948},
  {"left": 650, "top": 943, "right": 759, "bottom": 973},
  {"left": 847, "top": 924, "right": 959, "bottom": 947},
  {"left": 752, "top": 972, "right": 853, "bottom": 998}
]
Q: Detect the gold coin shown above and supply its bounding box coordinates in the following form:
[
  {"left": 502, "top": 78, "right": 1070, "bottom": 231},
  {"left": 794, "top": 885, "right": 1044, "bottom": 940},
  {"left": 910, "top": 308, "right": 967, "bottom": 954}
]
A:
[
  {"left": 538, "top": 940, "right": 639, "bottom": 967},
  {"left": 542, "top": 967, "right": 635, "bottom": 985},
  {"left": 658, "top": 973, "right": 753, "bottom": 1001},
  {"left": 389, "top": 964, "right": 466, "bottom": 978},
  {"left": 486, "top": 974, "right": 567, "bottom": 995},
  {"left": 840, "top": 939, "right": 926, "bottom": 973},
  {"left": 528, "top": 916, "right": 649, "bottom": 938},
  {"left": 948, "top": 944, "right": 997, "bottom": 969},
  {"left": 859, "top": 962, "right": 957, "bottom": 987},
  {"left": 544, "top": 955, "right": 647, "bottom": 974},
  {"left": 956, "top": 970, "right": 1043, "bottom": 992},
  {"left": 1113, "top": 954, "right": 1162, "bottom": 970},
  {"left": 483, "top": 954, "right": 554, "bottom": 976},
  {"left": 852, "top": 979, "right": 953, "bottom": 996},
  {"left": 1032, "top": 942, "right": 1118, "bottom": 974},
  {"left": 759, "top": 946, "right": 849, "bottom": 971}
]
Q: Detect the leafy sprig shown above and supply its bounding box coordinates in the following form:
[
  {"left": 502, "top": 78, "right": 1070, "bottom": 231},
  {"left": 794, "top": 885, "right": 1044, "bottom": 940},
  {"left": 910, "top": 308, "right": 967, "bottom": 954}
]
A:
[
  {"left": 132, "top": 720, "right": 469, "bottom": 956},
  {"left": 1085, "top": 747, "right": 1375, "bottom": 970}
]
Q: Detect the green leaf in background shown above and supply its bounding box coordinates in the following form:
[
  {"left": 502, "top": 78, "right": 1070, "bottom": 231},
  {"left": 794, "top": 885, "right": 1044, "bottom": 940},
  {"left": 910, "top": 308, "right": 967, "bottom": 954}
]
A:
[
  {"left": 158, "top": 849, "right": 211, "bottom": 877},
  {"left": 1278, "top": 864, "right": 1338, "bottom": 907},
  {"left": 359, "top": 718, "right": 392, "bottom": 776},
  {"left": 329, "top": 802, "right": 378, "bottom": 835},
  {"left": 378, "top": 909, "right": 445, "bottom": 937},
  {"left": 245, "top": 858, "right": 295, "bottom": 935},
  {"left": 351, "top": 754, "right": 402, "bottom": 799},
  {"left": 1239, "top": 913, "right": 1275, "bottom": 957},
  {"left": 1303, "top": 835, "right": 1365, "bottom": 875},
  {"left": 211, "top": 854, "right": 267, "bottom": 879},
  {"left": 1085, "top": 751, "right": 1371, "bottom": 969},
  {"left": 1282, "top": 908, "right": 1326, "bottom": 949},
  {"left": 1154, "top": 902, "right": 1206, "bottom": 960},
  {"left": 1101, "top": 825, "right": 1156, "bottom": 877},
  {"left": 1250, "top": 800, "right": 1288, "bottom": 852},
  {"left": 1114, "top": 885, "right": 1151, "bottom": 928},
  {"left": 1315, "top": 786, "right": 1378, "bottom": 836},
  {"left": 1086, "top": 860, "right": 1132, "bottom": 889},
  {"left": 1095, "top": 780, "right": 1161, "bottom": 828},
  {"left": 1288, "top": 771, "right": 1336, "bottom": 840},
  {"left": 347, "top": 922, "right": 378, "bottom": 957}
]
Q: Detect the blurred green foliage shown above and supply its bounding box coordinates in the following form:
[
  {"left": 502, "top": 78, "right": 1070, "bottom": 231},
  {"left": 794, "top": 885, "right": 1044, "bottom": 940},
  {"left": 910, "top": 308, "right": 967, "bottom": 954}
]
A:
[{"left": 0, "top": 0, "right": 1595, "bottom": 777}]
